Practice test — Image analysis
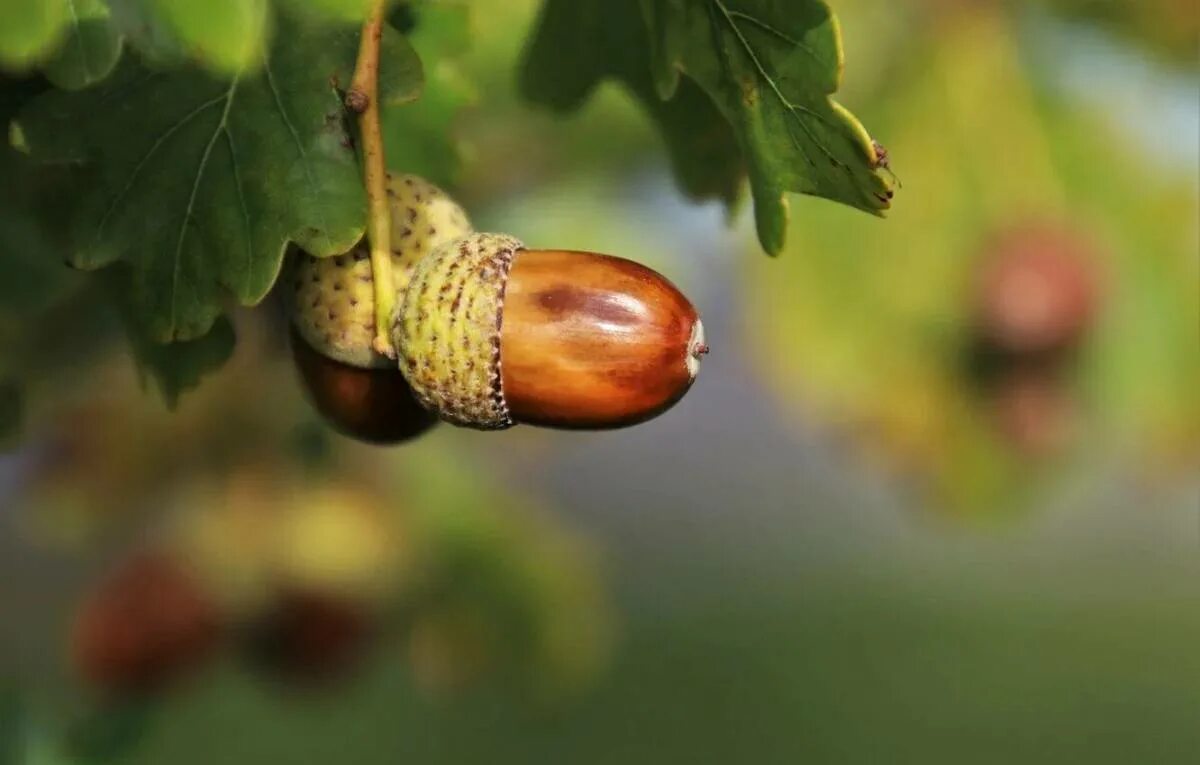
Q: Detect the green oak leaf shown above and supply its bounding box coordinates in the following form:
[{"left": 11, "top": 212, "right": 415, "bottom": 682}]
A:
[
  {"left": 524, "top": 0, "right": 894, "bottom": 253},
  {"left": 41, "top": 0, "right": 123, "bottom": 90},
  {"left": 382, "top": 1, "right": 478, "bottom": 186},
  {"left": 15, "top": 14, "right": 422, "bottom": 343},
  {"left": 521, "top": 0, "right": 743, "bottom": 206}
]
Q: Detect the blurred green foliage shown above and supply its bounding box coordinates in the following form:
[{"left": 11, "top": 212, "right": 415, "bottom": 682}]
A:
[{"left": 743, "top": 5, "right": 1198, "bottom": 518}]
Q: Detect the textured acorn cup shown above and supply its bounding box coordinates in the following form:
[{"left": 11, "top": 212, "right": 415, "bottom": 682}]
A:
[
  {"left": 291, "top": 329, "right": 437, "bottom": 444},
  {"left": 393, "top": 233, "right": 706, "bottom": 430},
  {"left": 291, "top": 174, "right": 472, "bottom": 369}
]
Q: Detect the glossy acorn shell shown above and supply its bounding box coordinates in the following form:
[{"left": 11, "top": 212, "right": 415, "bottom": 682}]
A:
[
  {"left": 291, "top": 330, "right": 437, "bottom": 444},
  {"left": 500, "top": 250, "right": 703, "bottom": 429}
]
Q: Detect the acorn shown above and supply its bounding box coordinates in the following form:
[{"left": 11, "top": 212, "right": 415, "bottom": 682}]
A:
[
  {"left": 975, "top": 224, "right": 1100, "bottom": 359},
  {"left": 988, "top": 367, "right": 1077, "bottom": 457},
  {"left": 290, "top": 174, "right": 470, "bottom": 441},
  {"left": 243, "top": 587, "right": 373, "bottom": 687},
  {"left": 290, "top": 173, "right": 473, "bottom": 369},
  {"left": 290, "top": 327, "right": 436, "bottom": 444},
  {"left": 70, "top": 552, "right": 222, "bottom": 695},
  {"left": 392, "top": 233, "right": 707, "bottom": 430}
]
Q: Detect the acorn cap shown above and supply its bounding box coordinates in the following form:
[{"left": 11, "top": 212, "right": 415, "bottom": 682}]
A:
[
  {"left": 291, "top": 174, "right": 473, "bottom": 369},
  {"left": 393, "top": 233, "right": 522, "bottom": 429}
]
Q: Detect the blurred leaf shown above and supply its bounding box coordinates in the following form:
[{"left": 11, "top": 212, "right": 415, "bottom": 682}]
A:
[
  {"left": 63, "top": 700, "right": 154, "bottom": 764},
  {"left": 0, "top": 377, "right": 21, "bottom": 448},
  {"left": 0, "top": 77, "right": 84, "bottom": 337},
  {"left": 0, "top": 685, "right": 22, "bottom": 765},
  {"left": 141, "top": 0, "right": 271, "bottom": 75},
  {"left": 15, "top": 14, "right": 421, "bottom": 343},
  {"left": 524, "top": 0, "right": 894, "bottom": 253},
  {"left": 741, "top": 7, "right": 1199, "bottom": 518},
  {"left": 131, "top": 316, "right": 236, "bottom": 409},
  {"left": 522, "top": 0, "right": 743, "bottom": 207},
  {"left": 278, "top": 0, "right": 378, "bottom": 23},
  {"left": 0, "top": 157, "right": 78, "bottom": 320},
  {"left": 0, "top": 0, "right": 68, "bottom": 70},
  {"left": 381, "top": 1, "right": 476, "bottom": 186},
  {"left": 392, "top": 444, "right": 614, "bottom": 699},
  {"left": 103, "top": 0, "right": 185, "bottom": 66},
  {"left": 40, "top": 0, "right": 123, "bottom": 90},
  {"left": 106, "top": 1, "right": 392, "bottom": 75},
  {"left": 102, "top": 269, "right": 237, "bottom": 408}
]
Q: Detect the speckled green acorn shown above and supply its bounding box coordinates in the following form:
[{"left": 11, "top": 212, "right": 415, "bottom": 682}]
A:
[
  {"left": 393, "top": 233, "right": 707, "bottom": 430},
  {"left": 289, "top": 174, "right": 469, "bottom": 442},
  {"left": 291, "top": 173, "right": 473, "bottom": 369}
]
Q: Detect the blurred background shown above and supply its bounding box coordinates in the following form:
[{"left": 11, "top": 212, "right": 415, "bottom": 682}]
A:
[{"left": 1, "top": 0, "right": 1197, "bottom": 763}]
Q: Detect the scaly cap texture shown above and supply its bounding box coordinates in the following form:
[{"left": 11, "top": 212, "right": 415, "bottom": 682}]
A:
[{"left": 393, "top": 233, "right": 524, "bottom": 430}]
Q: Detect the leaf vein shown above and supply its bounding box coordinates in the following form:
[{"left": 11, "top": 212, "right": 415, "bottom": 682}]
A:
[
  {"left": 224, "top": 128, "right": 254, "bottom": 290},
  {"left": 260, "top": 53, "right": 334, "bottom": 254},
  {"left": 711, "top": 0, "right": 843, "bottom": 169},
  {"left": 89, "top": 91, "right": 228, "bottom": 261},
  {"left": 168, "top": 79, "right": 241, "bottom": 336}
]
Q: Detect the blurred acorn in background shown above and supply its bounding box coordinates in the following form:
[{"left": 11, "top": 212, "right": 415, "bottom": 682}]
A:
[
  {"left": 973, "top": 223, "right": 1102, "bottom": 361},
  {"left": 243, "top": 587, "right": 375, "bottom": 687},
  {"left": 168, "top": 472, "right": 408, "bottom": 687},
  {"left": 986, "top": 367, "right": 1079, "bottom": 458},
  {"left": 967, "top": 222, "right": 1103, "bottom": 456},
  {"left": 70, "top": 551, "right": 222, "bottom": 696}
]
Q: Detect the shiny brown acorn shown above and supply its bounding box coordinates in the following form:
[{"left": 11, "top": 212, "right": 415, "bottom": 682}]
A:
[
  {"left": 393, "top": 233, "right": 707, "bottom": 430},
  {"left": 291, "top": 328, "right": 436, "bottom": 444}
]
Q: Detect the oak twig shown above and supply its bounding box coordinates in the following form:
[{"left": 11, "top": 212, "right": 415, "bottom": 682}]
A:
[{"left": 348, "top": 0, "right": 396, "bottom": 358}]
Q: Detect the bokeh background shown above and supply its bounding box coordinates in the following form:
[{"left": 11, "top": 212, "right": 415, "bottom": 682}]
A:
[{"left": 1, "top": 1, "right": 1198, "bottom": 763}]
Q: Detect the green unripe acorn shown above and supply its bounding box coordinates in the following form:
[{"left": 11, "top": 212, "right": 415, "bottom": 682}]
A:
[
  {"left": 291, "top": 173, "right": 473, "bottom": 369},
  {"left": 289, "top": 174, "right": 469, "bottom": 442}
]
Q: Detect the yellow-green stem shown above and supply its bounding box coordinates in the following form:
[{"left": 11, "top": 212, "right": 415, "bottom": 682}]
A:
[{"left": 349, "top": 0, "right": 395, "bottom": 358}]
